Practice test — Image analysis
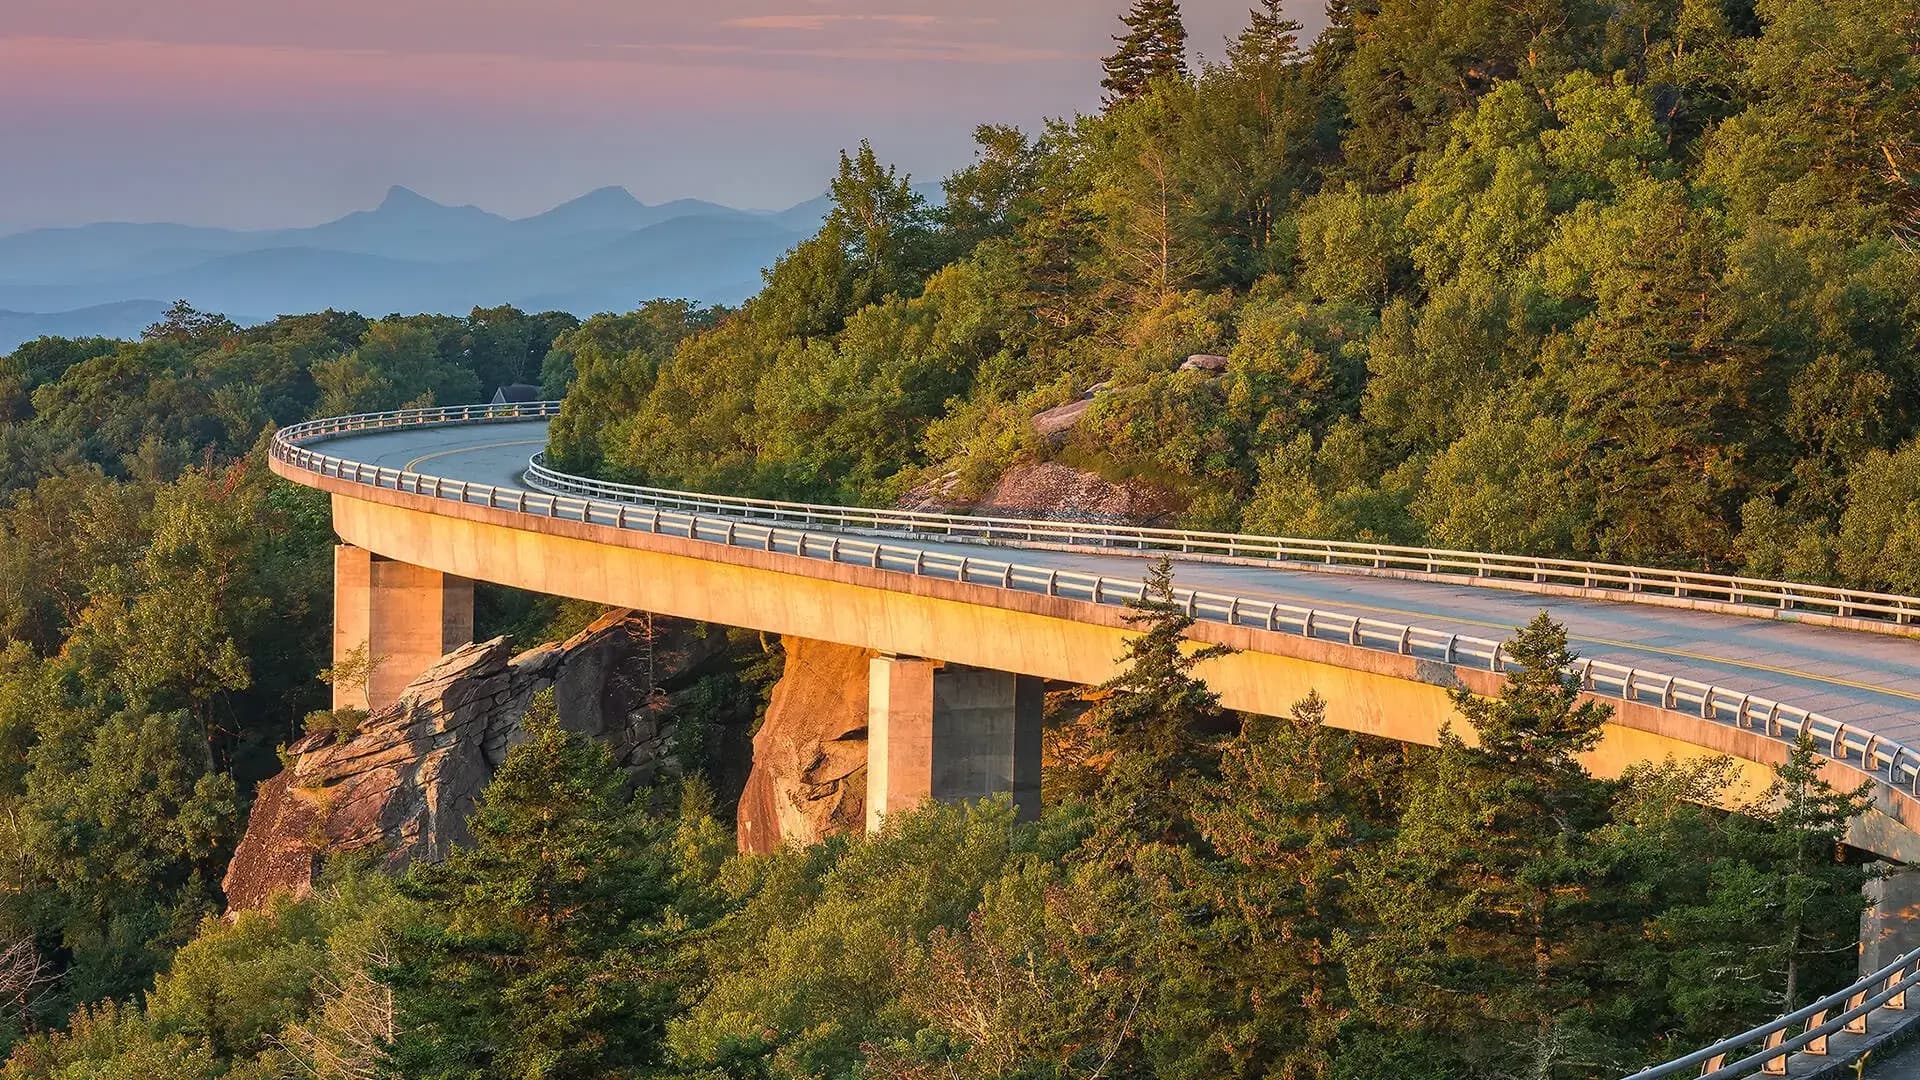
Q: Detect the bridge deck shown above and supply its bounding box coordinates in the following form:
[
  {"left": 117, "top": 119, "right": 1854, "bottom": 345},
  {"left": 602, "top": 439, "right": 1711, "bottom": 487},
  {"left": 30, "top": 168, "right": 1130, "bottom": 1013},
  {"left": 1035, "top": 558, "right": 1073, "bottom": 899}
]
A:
[{"left": 314, "top": 420, "right": 1920, "bottom": 746}]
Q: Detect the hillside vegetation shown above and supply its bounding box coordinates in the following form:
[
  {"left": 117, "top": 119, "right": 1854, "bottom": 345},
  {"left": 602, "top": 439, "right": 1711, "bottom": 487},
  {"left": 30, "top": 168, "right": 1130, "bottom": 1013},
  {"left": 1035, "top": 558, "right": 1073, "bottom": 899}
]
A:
[{"left": 554, "top": 0, "right": 1920, "bottom": 593}]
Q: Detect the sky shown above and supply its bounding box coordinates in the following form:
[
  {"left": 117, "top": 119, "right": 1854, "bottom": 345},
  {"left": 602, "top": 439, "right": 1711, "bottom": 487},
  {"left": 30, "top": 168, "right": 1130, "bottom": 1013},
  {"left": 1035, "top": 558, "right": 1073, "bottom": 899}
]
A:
[{"left": 0, "top": 1, "right": 1321, "bottom": 232}]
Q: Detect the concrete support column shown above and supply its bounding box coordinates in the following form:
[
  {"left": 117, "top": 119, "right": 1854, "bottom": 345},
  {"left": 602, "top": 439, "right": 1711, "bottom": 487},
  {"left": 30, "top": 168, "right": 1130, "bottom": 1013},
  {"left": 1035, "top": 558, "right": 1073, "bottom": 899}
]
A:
[
  {"left": 333, "top": 545, "right": 474, "bottom": 714},
  {"left": 866, "top": 657, "right": 1042, "bottom": 831},
  {"left": 1861, "top": 865, "right": 1920, "bottom": 974}
]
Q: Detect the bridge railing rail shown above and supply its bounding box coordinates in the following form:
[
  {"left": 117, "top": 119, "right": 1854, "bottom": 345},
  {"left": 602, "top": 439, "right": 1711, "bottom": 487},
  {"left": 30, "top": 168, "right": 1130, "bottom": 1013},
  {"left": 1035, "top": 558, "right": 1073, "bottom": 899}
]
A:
[
  {"left": 270, "top": 402, "right": 1920, "bottom": 801},
  {"left": 1622, "top": 944, "right": 1920, "bottom": 1078},
  {"left": 274, "top": 402, "right": 1920, "bottom": 628},
  {"left": 510, "top": 472, "right": 1920, "bottom": 632},
  {"left": 518, "top": 473, "right": 1920, "bottom": 628}
]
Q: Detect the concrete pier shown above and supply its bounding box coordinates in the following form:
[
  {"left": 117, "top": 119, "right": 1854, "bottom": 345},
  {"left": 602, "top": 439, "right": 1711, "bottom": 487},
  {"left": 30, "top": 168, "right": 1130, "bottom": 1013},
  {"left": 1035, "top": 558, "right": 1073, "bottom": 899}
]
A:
[
  {"left": 333, "top": 544, "right": 474, "bottom": 713},
  {"left": 866, "top": 657, "right": 1043, "bottom": 830},
  {"left": 1863, "top": 867, "right": 1920, "bottom": 975}
]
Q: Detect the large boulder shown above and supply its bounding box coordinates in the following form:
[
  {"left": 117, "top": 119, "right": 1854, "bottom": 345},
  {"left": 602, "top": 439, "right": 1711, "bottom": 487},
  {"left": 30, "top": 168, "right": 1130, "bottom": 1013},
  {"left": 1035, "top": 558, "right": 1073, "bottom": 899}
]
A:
[
  {"left": 736, "top": 636, "right": 872, "bottom": 854},
  {"left": 971, "top": 460, "right": 1182, "bottom": 526},
  {"left": 222, "top": 610, "right": 721, "bottom": 912}
]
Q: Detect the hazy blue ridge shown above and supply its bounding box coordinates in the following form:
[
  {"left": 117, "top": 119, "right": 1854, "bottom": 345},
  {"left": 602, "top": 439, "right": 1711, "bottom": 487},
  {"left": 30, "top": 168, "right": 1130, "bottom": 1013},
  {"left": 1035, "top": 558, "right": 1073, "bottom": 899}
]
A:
[{"left": 0, "top": 183, "right": 883, "bottom": 348}]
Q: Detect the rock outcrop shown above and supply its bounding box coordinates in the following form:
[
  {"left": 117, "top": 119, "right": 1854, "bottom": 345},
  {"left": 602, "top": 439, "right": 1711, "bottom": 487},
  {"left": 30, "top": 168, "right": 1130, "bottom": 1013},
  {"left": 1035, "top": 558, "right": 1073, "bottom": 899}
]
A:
[
  {"left": 1179, "top": 353, "right": 1229, "bottom": 374},
  {"left": 970, "top": 460, "right": 1182, "bottom": 526},
  {"left": 736, "top": 636, "right": 872, "bottom": 853},
  {"left": 223, "top": 610, "right": 722, "bottom": 912}
]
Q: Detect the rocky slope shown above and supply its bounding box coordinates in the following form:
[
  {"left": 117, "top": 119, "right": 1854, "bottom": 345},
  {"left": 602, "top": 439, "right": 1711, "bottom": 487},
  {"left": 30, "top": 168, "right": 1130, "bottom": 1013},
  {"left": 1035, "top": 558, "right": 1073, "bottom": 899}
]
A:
[
  {"left": 223, "top": 610, "right": 723, "bottom": 911},
  {"left": 735, "top": 636, "right": 873, "bottom": 854}
]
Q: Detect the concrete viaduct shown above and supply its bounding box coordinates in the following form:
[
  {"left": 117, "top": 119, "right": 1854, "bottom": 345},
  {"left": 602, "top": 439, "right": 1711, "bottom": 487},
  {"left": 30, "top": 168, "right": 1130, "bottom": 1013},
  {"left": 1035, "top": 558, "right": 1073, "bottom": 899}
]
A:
[{"left": 274, "top": 405, "right": 1920, "bottom": 1000}]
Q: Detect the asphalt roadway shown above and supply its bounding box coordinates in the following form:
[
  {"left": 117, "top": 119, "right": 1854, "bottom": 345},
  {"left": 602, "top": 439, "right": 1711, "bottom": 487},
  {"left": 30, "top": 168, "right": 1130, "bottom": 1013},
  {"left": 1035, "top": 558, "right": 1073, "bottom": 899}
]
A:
[{"left": 306, "top": 420, "right": 1920, "bottom": 746}]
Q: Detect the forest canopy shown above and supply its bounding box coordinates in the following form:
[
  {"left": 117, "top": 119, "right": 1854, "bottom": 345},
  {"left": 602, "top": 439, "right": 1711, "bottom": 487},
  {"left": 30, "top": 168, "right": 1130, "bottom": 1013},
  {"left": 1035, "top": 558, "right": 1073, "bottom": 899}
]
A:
[{"left": 549, "top": 0, "right": 1920, "bottom": 590}]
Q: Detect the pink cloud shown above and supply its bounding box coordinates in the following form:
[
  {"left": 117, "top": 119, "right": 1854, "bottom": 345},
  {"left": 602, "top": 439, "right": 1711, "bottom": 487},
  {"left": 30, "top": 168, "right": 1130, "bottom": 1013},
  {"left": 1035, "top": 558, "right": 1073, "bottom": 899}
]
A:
[
  {"left": 722, "top": 14, "right": 955, "bottom": 31},
  {"left": 0, "top": 34, "right": 856, "bottom": 115}
]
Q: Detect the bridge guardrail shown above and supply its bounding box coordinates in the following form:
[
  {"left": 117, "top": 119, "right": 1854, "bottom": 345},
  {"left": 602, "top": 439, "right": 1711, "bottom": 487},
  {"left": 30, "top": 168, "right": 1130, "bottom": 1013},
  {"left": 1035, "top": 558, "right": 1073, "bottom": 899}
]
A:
[
  {"left": 1623, "top": 943, "right": 1920, "bottom": 1078},
  {"left": 515, "top": 465, "right": 1920, "bottom": 632},
  {"left": 269, "top": 402, "right": 1920, "bottom": 802}
]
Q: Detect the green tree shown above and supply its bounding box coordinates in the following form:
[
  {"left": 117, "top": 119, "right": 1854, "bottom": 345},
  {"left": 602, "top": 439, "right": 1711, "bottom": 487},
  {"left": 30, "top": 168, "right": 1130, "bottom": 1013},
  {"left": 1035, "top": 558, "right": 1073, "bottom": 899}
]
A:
[
  {"left": 1070, "top": 558, "right": 1232, "bottom": 851},
  {"left": 1102, "top": 0, "right": 1191, "bottom": 106},
  {"left": 1233, "top": 0, "right": 1305, "bottom": 67},
  {"left": 142, "top": 302, "right": 238, "bottom": 349},
  {"left": 1349, "top": 615, "right": 1627, "bottom": 1071},
  {"left": 1168, "top": 691, "right": 1394, "bottom": 1078},
  {"left": 1659, "top": 736, "right": 1875, "bottom": 1018},
  {"left": 388, "top": 694, "right": 679, "bottom": 1077}
]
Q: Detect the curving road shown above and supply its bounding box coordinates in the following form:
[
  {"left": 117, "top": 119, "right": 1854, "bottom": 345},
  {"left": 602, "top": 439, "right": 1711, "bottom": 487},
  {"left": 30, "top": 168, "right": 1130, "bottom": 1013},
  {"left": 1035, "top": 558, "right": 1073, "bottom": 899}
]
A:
[{"left": 316, "top": 418, "right": 1920, "bottom": 746}]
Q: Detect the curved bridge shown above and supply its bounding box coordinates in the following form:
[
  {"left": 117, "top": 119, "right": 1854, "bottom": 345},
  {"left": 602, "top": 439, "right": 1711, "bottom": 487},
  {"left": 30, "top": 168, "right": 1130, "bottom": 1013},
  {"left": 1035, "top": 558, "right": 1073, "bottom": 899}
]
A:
[
  {"left": 270, "top": 404, "right": 1920, "bottom": 853},
  {"left": 272, "top": 401, "right": 1920, "bottom": 1077}
]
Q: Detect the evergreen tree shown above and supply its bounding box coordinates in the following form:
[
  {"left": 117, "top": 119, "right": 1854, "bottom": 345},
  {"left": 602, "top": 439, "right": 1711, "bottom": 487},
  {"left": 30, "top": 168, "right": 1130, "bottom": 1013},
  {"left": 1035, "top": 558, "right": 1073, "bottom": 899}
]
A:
[
  {"left": 1170, "top": 691, "right": 1394, "bottom": 1078},
  {"left": 1102, "top": 0, "right": 1191, "bottom": 107},
  {"left": 1658, "top": 734, "right": 1876, "bottom": 1024},
  {"left": 1349, "top": 615, "right": 1626, "bottom": 1071},
  {"left": 1450, "top": 610, "right": 1610, "bottom": 776},
  {"left": 386, "top": 694, "right": 678, "bottom": 1077},
  {"left": 1232, "top": 0, "right": 1305, "bottom": 68},
  {"left": 1077, "top": 557, "right": 1233, "bottom": 849}
]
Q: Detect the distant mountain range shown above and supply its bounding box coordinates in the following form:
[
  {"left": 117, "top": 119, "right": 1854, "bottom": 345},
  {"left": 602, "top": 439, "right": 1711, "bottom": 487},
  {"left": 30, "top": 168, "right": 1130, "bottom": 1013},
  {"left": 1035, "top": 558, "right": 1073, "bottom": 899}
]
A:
[{"left": 0, "top": 183, "right": 934, "bottom": 352}]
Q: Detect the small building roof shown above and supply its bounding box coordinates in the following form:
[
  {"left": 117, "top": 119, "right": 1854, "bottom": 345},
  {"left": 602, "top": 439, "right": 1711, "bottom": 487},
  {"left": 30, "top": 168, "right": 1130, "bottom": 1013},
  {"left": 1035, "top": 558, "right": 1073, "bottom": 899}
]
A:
[{"left": 491, "top": 384, "right": 541, "bottom": 404}]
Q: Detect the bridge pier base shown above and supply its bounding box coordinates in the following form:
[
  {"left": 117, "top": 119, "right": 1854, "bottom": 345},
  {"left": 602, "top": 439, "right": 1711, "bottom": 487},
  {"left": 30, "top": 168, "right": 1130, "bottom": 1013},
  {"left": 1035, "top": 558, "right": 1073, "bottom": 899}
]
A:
[
  {"left": 333, "top": 545, "right": 474, "bottom": 714},
  {"left": 1861, "top": 865, "right": 1920, "bottom": 974},
  {"left": 865, "top": 657, "right": 1042, "bottom": 831}
]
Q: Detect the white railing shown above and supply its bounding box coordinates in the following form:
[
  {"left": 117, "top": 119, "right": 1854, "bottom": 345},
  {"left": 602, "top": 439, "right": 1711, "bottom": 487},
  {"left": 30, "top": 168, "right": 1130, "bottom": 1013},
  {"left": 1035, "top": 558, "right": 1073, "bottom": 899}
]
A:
[
  {"left": 269, "top": 403, "right": 1920, "bottom": 800},
  {"left": 1624, "top": 944, "right": 1920, "bottom": 1078},
  {"left": 529, "top": 449, "right": 1920, "bottom": 623},
  {"left": 515, "top": 465, "right": 1920, "bottom": 633}
]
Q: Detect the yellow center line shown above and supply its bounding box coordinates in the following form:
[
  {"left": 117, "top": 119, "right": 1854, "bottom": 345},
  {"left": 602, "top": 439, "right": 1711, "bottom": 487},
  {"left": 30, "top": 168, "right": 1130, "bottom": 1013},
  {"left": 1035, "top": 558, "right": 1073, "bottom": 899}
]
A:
[
  {"left": 1268, "top": 592, "right": 1920, "bottom": 703},
  {"left": 403, "top": 439, "right": 544, "bottom": 474}
]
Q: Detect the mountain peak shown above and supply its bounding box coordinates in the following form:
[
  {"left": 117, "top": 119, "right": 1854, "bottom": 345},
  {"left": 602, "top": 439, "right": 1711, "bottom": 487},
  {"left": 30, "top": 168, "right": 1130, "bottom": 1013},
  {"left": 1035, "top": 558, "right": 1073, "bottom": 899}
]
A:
[
  {"left": 572, "top": 185, "right": 643, "bottom": 208},
  {"left": 377, "top": 185, "right": 441, "bottom": 211}
]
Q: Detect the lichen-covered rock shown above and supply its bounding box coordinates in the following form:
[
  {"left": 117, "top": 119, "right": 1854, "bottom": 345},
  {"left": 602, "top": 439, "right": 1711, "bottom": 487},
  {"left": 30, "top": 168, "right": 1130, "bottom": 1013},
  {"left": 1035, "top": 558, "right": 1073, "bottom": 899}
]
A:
[
  {"left": 736, "top": 636, "right": 871, "bottom": 854},
  {"left": 223, "top": 610, "right": 720, "bottom": 913}
]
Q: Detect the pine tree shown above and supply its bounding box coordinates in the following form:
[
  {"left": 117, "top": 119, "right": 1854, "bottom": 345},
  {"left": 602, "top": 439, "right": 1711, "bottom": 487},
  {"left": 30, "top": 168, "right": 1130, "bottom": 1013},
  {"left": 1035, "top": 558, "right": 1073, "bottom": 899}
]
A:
[
  {"left": 386, "top": 693, "right": 679, "bottom": 1077},
  {"left": 1350, "top": 614, "right": 1624, "bottom": 1069},
  {"left": 1101, "top": 0, "right": 1191, "bottom": 107},
  {"left": 1172, "top": 691, "right": 1394, "bottom": 1077},
  {"left": 1310, "top": 0, "right": 1361, "bottom": 70},
  {"left": 1762, "top": 736, "right": 1876, "bottom": 1009},
  {"left": 1078, "top": 557, "right": 1233, "bottom": 847},
  {"left": 1449, "top": 610, "right": 1609, "bottom": 776},
  {"left": 1232, "top": 0, "right": 1304, "bottom": 68}
]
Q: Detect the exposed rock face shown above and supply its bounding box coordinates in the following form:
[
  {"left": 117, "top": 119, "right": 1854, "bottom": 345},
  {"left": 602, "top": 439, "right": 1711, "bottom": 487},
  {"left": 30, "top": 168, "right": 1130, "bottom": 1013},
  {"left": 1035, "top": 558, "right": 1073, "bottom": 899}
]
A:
[
  {"left": 1032, "top": 397, "right": 1095, "bottom": 438},
  {"left": 972, "top": 460, "right": 1182, "bottom": 526},
  {"left": 1180, "top": 353, "right": 1229, "bottom": 373},
  {"left": 223, "top": 610, "right": 722, "bottom": 912},
  {"left": 736, "top": 636, "right": 872, "bottom": 854}
]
